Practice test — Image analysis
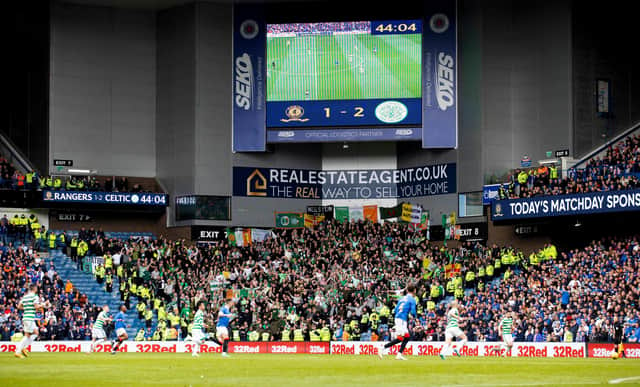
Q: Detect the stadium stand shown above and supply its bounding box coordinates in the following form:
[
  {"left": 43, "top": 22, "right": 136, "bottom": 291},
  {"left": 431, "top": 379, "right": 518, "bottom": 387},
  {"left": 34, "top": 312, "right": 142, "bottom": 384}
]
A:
[
  {"left": 8, "top": 219, "right": 631, "bottom": 345},
  {"left": 501, "top": 134, "right": 640, "bottom": 199}
]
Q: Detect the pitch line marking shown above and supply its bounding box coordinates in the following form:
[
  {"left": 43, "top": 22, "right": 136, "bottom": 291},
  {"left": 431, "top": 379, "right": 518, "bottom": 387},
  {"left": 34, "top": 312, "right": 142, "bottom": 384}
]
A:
[{"left": 609, "top": 376, "right": 640, "bottom": 384}]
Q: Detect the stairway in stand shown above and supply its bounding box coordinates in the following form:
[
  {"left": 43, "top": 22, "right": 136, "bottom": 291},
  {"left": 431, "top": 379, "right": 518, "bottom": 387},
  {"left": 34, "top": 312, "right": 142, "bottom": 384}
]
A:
[{"left": 49, "top": 250, "right": 154, "bottom": 337}]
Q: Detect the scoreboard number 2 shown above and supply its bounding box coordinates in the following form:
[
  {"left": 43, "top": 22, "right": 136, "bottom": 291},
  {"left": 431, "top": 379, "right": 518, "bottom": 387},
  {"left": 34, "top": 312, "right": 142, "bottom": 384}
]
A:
[{"left": 324, "top": 107, "right": 365, "bottom": 118}]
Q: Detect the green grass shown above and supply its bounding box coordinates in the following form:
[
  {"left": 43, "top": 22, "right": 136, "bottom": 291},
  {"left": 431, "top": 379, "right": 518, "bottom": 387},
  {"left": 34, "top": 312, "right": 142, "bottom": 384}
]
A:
[
  {"left": 266, "top": 34, "right": 421, "bottom": 101},
  {"left": 2, "top": 353, "right": 640, "bottom": 386}
]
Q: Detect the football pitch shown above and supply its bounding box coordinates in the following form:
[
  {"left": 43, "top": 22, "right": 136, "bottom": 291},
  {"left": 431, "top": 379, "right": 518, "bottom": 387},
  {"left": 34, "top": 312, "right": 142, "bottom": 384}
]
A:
[
  {"left": 2, "top": 354, "right": 640, "bottom": 386},
  {"left": 266, "top": 34, "right": 421, "bottom": 102}
]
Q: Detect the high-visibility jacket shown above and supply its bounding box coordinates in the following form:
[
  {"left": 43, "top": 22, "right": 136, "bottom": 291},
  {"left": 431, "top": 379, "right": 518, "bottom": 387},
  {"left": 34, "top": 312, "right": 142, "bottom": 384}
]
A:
[
  {"left": 430, "top": 285, "right": 441, "bottom": 298},
  {"left": 248, "top": 331, "right": 259, "bottom": 341},
  {"left": 486, "top": 265, "right": 494, "bottom": 277},
  {"left": 309, "top": 330, "right": 321, "bottom": 341},
  {"left": 53, "top": 178, "right": 62, "bottom": 188},
  {"left": 233, "top": 330, "right": 240, "bottom": 341},
  {"left": 26, "top": 173, "right": 34, "bottom": 184},
  {"left": 517, "top": 172, "right": 528, "bottom": 184},
  {"left": 17, "top": 175, "right": 25, "bottom": 187},
  {"left": 49, "top": 233, "right": 57, "bottom": 248},
  {"left": 549, "top": 166, "right": 558, "bottom": 179},
  {"left": 281, "top": 329, "right": 290, "bottom": 341},
  {"left": 261, "top": 332, "right": 270, "bottom": 341},
  {"left": 320, "top": 327, "right": 331, "bottom": 342},
  {"left": 446, "top": 279, "right": 455, "bottom": 293},
  {"left": 465, "top": 271, "right": 475, "bottom": 282},
  {"left": 135, "top": 330, "right": 145, "bottom": 341},
  {"left": 293, "top": 329, "right": 304, "bottom": 342}
]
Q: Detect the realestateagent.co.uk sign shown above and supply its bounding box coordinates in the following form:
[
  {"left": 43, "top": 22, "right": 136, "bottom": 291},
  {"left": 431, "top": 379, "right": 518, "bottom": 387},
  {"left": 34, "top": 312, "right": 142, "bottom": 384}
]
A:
[{"left": 232, "top": 163, "right": 456, "bottom": 200}]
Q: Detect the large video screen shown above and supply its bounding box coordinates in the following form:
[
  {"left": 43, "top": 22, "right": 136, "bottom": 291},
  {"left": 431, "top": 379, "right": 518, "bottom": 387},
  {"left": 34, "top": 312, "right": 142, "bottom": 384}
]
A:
[{"left": 265, "top": 20, "right": 422, "bottom": 129}]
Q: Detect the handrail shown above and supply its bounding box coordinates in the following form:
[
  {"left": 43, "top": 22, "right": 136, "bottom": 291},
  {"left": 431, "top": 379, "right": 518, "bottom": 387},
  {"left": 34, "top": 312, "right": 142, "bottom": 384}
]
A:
[
  {"left": 0, "top": 130, "right": 37, "bottom": 173},
  {"left": 572, "top": 121, "right": 640, "bottom": 169}
]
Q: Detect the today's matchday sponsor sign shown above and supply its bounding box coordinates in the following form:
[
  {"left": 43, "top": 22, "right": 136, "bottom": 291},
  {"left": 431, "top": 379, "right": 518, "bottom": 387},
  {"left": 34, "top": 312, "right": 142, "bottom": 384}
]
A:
[{"left": 492, "top": 189, "right": 640, "bottom": 220}]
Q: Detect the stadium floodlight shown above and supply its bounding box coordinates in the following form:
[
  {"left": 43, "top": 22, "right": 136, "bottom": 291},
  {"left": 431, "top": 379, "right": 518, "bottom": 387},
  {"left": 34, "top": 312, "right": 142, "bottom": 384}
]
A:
[{"left": 574, "top": 219, "right": 582, "bottom": 227}]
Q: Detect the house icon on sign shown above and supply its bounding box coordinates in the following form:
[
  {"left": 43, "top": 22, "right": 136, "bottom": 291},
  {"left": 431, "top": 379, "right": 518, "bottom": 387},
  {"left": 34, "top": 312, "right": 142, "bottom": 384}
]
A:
[{"left": 247, "top": 169, "right": 267, "bottom": 196}]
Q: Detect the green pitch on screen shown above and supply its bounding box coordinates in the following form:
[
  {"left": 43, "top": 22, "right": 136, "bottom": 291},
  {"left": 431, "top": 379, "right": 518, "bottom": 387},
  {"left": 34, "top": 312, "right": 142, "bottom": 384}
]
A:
[{"left": 266, "top": 34, "right": 422, "bottom": 101}]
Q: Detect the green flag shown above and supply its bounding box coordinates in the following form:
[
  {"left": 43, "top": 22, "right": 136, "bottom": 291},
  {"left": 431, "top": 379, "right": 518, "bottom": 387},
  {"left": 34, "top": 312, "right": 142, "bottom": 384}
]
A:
[
  {"left": 226, "top": 228, "right": 237, "bottom": 246},
  {"left": 380, "top": 203, "right": 403, "bottom": 219},
  {"left": 334, "top": 207, "right": 349, "bottom": 223},
  {"left": 275, "top": 213, "right": 304, "bottom": 228}
]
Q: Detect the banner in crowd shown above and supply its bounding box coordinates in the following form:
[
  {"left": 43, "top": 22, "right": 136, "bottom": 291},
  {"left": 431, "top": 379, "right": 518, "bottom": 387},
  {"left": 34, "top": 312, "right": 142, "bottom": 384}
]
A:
[
  {"left": 363, "top": 205, "right": 378, "bottom": 223},
  {"left": 379, "top": 204, "right": 402, "bottom": 219},
  {"left": 587, "top": 343, "right": 640, "bottom": 359},
  {"left": 491, "top": 189, "right": 640, "bottom": 221},
  {"left": 303, "top": 214, "right": 324, "bottom": 228},
  {"left": 349, "top": 207, "right": 364, "bottom": 222},
  {"left": 335, "top": 207, "right": 349, "bottom": 223},
  {"left": 442, "top": 212, "right": 458, "bottom": 241},
  {"left": 43, "top": 190, "right": 167, "bottom": 207},
  {"left": 306, "top": 205, "right": 334, "bottom": 220},
  {"left": 233, "top": 163, "right": 456, "bottom": 200},
  {"left": 444, "top": 263, "right": 461, "bottom": 278},
  {"left": 226, "top": 227, "right": 274, "bottom": 245},
  {"left": 232, "top": 4, "right": 266, "bottom": 152},
  {"left": 274, "top": 212, "right": 304, "bottom": 228},
  {"left": 400, "top": 203, "right": 422, "bottom": 223}
]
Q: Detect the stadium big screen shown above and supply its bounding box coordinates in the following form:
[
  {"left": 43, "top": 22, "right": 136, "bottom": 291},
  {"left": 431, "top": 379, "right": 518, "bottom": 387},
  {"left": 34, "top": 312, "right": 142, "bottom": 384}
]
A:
[{"left": 232, "top": 0, "right": 457, "bottom": 151}]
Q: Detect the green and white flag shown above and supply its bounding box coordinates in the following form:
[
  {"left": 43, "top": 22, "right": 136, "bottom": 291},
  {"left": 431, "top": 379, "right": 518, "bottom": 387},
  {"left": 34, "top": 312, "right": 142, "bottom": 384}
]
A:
[{"left": 334, "top": 207, "right": 349, "bottom": 223}]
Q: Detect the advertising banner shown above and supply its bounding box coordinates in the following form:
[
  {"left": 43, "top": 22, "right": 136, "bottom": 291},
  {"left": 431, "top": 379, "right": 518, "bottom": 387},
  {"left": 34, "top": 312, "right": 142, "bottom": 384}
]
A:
[
  {"left": 43, "top": 190, "right": 167, "bottom": 207},
  {"left": 491, "top": 189, "right": 640, "bottom": 221},
  {"left": 482, "top": 184, "right": 506, "bottom": 205},
  {"left": 0, "top": 341, "right": 586, "bottom": 358},
  {"left": 232, "top": 4, "right": 267, "bottom": 152},
  {"left": 329, "top": 341, "right": 586, "bottom": 358},
  {"left": 233, "top": 163, "right": 456, "bottom": 200},
  {"left": 0, "top": 341, "right": 329, "bottom": 355},
  {"left": 587, "top": 343, "right": 640, "bottom": 359},
  {"left": 422, "top": 0, "right": 457, "bottom": 148}
]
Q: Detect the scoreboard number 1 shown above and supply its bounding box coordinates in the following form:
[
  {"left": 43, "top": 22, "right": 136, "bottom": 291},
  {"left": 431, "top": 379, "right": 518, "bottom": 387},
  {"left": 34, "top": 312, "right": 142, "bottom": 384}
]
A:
[{"left": 324, "top": 107, "right": 365, "bottom": 118}]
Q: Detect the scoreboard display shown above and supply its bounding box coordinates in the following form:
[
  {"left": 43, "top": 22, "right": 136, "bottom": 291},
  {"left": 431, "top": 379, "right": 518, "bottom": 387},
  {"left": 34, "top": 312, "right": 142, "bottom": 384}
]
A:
[
  {"left": 266, "top": 20, "right": 422, "bottom": 130},
  {"left": 232, "top": 0, "right": 457, "bottom": 150}
]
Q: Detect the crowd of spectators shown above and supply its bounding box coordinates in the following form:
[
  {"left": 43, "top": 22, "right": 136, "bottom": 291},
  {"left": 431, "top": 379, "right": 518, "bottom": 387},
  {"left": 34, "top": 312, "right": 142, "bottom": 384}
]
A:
[
  {"left": 46, "top": 220, "right": 639, "bottom": 344},
  {"left": 2, "top": 218, "right": 638, "bottom": 344},
  {"left": 267, "top": 21, "right": 370, "bottom": 36},
  {"left": 0, "top": 240, "right": 101, "bottom": 341},
  {"left": 501, "top": 134, "right": 640, "bottom": 199}
]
